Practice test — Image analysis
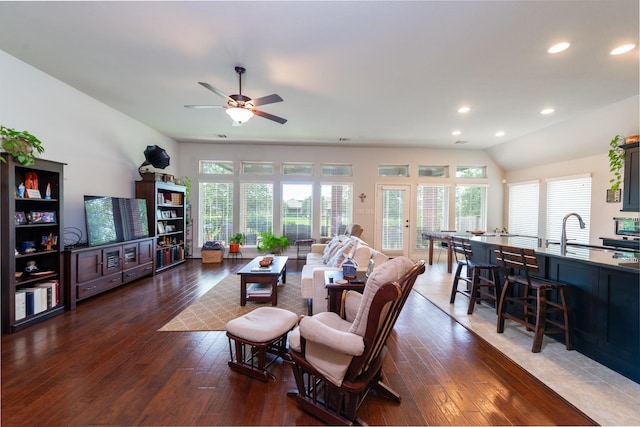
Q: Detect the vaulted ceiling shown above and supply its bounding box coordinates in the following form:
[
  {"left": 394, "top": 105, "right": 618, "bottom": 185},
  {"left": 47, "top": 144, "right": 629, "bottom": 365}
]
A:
[{"left": 1, "top": 1, "right": 638, "bottom": 167}]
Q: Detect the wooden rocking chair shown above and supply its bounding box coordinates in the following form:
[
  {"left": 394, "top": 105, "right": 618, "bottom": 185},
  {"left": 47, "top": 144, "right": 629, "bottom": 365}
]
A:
[{"left": 287, "top": 257, "right": 426, "bottom": 425}]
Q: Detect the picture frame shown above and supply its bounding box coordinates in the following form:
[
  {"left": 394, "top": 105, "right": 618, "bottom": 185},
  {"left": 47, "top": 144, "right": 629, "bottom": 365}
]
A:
[
  {"left": 165, "top": 224, "right": 176, "bottom": 233},
  {"left": 162, "top": 210, "right": 170, "bottom": 219},
  {"left": 157, "top": 222, "right": 165, "bottom": 234},
  {"left": 30, "top": 211, "right": 56, "bottom": 224},
  {"left": 157, "top": 209, "right": 162, "bottom": 219},
  {"left": 14, "top": 211, "right": 27, "bottom": 225},
  {"left": 170, "top": 210, "right": 177, "bottom": 218}
]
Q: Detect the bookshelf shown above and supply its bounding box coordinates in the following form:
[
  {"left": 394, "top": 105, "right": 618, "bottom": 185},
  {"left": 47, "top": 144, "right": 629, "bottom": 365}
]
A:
[
  {"left": 1, "top": 154, "right": 66, "bottom": 333},
  {"left": 135, "top": 179, "right": 186, "bottom": 272}
]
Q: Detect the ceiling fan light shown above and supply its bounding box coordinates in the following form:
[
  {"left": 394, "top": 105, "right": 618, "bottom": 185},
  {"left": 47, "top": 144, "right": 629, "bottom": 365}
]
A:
[{"left": 226, "top": 107, "right": 254, "bottom": 123}]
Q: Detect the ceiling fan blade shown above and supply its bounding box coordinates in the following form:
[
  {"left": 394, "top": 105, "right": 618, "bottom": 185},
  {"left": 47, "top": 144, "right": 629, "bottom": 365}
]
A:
[
  {"left": 184, "top": 104, "right": 224, "bottom": 109},
  {"left": 251, "top": 94, "right": 283, "bottom": 106},
  {"left": 198, "top": 82, "right": 233, "bottom": 102},
  {"left": 253, "top": 109, "right": 287, "bottom": 124}
]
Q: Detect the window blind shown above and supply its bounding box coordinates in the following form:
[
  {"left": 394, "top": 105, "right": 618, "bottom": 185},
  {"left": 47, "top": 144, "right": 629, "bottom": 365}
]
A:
[
  {"left": 282, "top": 183, "right": 313, "bottom": 241},
  {"left": 320, "top": 184, "right": 353, "bottom": 237},
  {"left": 546, "top": 175, "right": 591, "bottom": 244},
  {"left": 199, "top": 182, "right": 233, "bottom": 245},
  {"left": 508, "top": 181, "right": 539, "bottom": 236},
  {"left": 240, "top": 183, "right": 273, "bottom": 245},
  {"left": 416, "top": 185, "right": 449, "bottom": 248}
]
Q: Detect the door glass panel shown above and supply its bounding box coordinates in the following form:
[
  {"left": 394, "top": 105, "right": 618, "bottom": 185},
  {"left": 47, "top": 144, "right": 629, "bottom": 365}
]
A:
[{"left": 381, "top": 189, "right": 405, "bottom": 250}]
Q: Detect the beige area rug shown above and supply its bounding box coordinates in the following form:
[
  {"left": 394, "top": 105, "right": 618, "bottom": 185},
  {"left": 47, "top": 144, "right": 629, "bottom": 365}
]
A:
[{"left": 159, "top": 273, "right": 307, "bottom": 331}]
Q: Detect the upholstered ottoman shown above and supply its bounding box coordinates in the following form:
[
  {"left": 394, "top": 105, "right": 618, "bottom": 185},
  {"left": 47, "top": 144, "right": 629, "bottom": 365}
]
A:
[{"left": 226, "top": 306, "right": 299, "bottom": 381}]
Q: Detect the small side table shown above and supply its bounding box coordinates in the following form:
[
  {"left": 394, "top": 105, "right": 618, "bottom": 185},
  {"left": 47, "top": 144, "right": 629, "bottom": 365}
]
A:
[
  {"left": 324, "top": 270, "right": 367, "bottom": 314},
  {"left": 294, "top": 238, "right": 315, "bottom": 259}
]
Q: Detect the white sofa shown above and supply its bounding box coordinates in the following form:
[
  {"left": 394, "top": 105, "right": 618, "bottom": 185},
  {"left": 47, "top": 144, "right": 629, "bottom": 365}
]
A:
[{"left": 301, "top": 234, "right": 389, "bottom": 314}]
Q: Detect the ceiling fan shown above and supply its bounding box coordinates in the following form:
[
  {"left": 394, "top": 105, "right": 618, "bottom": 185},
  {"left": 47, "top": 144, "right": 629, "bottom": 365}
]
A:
[{"left": 185, "top": 66, "right": 287, "bottom": 126}]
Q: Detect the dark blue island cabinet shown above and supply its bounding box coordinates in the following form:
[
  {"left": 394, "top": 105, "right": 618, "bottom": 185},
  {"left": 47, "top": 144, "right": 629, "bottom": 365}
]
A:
[{"left": 468, "top": 236, "right": 639, "bottom": 384}]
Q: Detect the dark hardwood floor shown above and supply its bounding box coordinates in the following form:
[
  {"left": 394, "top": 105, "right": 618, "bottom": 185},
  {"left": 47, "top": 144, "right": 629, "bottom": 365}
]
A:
[{"left": 2, "top": 259, "right": 596, "bottom": 426}]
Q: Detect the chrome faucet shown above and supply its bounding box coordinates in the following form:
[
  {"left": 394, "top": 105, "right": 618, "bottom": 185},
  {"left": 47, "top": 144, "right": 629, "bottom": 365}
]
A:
[{"left": 560, "top": 213, "right": 586, "bottom": 256}]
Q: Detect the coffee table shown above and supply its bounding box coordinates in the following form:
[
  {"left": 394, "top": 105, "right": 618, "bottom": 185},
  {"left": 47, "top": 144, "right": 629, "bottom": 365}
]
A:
[{"left": 237, "top": 256, "right": 288, "bottom": 306}]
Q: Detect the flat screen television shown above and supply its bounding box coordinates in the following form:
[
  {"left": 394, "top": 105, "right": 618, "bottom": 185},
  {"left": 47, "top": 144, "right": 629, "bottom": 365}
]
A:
[{"left": 84, "top": 196, "right": 150, "bottom": 246}]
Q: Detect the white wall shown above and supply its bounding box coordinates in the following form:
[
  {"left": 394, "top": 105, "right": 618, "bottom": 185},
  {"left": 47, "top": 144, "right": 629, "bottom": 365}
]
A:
[{"left": 1, "top": 51, "right": 179, "bottom": 244}]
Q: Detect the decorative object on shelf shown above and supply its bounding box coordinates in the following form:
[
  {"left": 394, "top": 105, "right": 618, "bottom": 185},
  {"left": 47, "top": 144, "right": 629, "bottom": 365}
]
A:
[
  {"left": 30, "top": 211, "right": 56, "bottom": 224},
  {"left": 45, "top": 182, "right": 51, "bottom": 199},
  {"left": 17, "top": 182, "right": 25, "bottom": 198},
  {"left": 228, "top": 232, "right": 245, "bottom": 253},
  {"left": 626, "top": 135, "right": 639, "bottom": 144},
  {"left": 20, "top": 241, "right": 36, "bottom": 254},
  {"left": 24, "top": 260, "right": 38, "bottom": 273},
  {"left": 137, "top": 145, "right": 170, "bottom": 176},
  {"left": 41, "top": 234, "right": 58, "bottom": 251},
  {"left": 256, "top": 230, "right": 290, "bottom": 255},
  {"left": 14, "top": 211, "right": 26, "bottom": 225},
  {"left": 0, "top": 125, "right": 45, "bottom": 166}
]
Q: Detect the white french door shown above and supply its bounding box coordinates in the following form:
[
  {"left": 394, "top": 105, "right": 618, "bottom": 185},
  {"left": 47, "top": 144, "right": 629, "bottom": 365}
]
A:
[{"left": 374, "top": 184, "right": 412, "bottom": 257}]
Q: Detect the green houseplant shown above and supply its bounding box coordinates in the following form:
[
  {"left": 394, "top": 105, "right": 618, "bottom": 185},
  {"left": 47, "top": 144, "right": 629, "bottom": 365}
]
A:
[
  {"left": 608, "top": 134, "right": 625, "bottom": 192},
  {"left": 228, "top": 232, "right": 245, "bottom": 253},
  {"left": 0, "top": 125, "right": 45, "bottom": 166},
  {"left": 178, "top": 175, "right": 192, "bottom": 204},
  {"left": 257, "top": 231, "right": 290, "bottom": 255}
]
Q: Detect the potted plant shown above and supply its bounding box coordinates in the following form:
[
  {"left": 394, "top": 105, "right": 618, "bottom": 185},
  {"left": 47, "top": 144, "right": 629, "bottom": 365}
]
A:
[
  {"left": 608, "top": 134, "right": 625, "bottom": 198},
  {"left": 257, "top": 230, "right": 290, "bottom": 255},
  {"left": 228, "top": 232, "right": 245, "bottom": 253},
  {"left": 0, "top": 125, "right": 45, "bottom": 166}
]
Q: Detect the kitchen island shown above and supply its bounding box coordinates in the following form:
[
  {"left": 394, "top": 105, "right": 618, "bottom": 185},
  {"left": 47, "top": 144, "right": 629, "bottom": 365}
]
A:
[{"left": 465, "top": 234, "right": 639, "bottom": 383}]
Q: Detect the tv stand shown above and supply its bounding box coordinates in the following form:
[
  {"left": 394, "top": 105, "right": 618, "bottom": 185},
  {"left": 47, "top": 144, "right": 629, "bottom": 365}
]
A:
[{"left": 65, "top": 237, "right": 154, "bottom": 309}]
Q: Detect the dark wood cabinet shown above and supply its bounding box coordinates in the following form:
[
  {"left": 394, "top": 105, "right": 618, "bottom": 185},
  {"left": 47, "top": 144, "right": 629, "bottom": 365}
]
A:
[
  {"left": 65, "top": 238, "right": 154, "bottom": 309},
  {"left": 1, "top": 154, "right": 66, "bottom": 333},
  {"left": 621, "top": 142, "right": 639, "bottom": 212},
  {"left": 135, "top": 180, "right": 186, "bottom": 272}
]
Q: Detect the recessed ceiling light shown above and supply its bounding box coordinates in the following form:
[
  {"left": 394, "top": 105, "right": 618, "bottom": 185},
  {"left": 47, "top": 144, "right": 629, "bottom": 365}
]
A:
[
  {"left": 540, "top": 108, "right": 555, "bottom": 115},
  {"left": 457, "top": 106, "right": 471, "bottom": 113},
  {"left": 610, "top": 44, "right": 636, "bottom": 55},
  {"left": 548, "top": 42, "right": 571, "bottom": 53},
  {"left": 451, "top": 130, "right": 462, "bottom": 136},
  {"left": 495, "top": 131, "right": 505, "bottom": 137}
]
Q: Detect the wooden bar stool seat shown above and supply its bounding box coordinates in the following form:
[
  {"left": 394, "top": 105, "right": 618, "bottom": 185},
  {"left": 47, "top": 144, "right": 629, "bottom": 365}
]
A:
[
  {"left": 450, "top": 237, "right": 500, "bottom": 314},
  {"left": 493, "top": 244, "right": 573, "bottom": 353}
]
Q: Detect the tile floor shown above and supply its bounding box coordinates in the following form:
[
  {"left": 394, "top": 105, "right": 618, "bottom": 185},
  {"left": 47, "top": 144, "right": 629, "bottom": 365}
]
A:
[{"left": 412, "top": 256, "right": 640, "bottom": 426}]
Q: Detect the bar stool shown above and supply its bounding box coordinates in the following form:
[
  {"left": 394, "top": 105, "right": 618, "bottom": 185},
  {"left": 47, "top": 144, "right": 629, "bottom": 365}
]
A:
[
  {"left": 493, "top": 244, "right": 572, "bottom": 353},
  {"left": 450, "top": 236, "right": 500, "bottom": 314}
]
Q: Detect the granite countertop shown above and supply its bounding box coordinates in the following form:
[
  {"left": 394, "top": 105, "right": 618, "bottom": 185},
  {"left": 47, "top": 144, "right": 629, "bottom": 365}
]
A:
[{"left": 467, "top": 234, "right": 640, "bottom": 273}]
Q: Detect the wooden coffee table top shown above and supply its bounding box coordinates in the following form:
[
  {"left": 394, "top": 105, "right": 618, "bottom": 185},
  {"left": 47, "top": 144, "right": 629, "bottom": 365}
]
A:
[{"left": 237, "top": 256, "right": 288, "bottom": 276}]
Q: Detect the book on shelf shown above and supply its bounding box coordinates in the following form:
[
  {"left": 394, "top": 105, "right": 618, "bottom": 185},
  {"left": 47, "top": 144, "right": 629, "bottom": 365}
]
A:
[
  {"left": 15, "top": 291, "right": 26, "bottom": 321},
  {"left": 246, "top": 283, "right": 273, "bottom": 296}
]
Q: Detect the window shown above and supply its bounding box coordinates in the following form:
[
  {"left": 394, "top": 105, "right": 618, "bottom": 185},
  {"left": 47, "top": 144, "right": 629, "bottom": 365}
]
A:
[
  {"left": 418, "top": 165, "right": 449, "bottom": 177},
  {"left": 282, "top": 162, "right": 313, "bottom": 176},
  {"left": 455, "top": 184, "right": 487, "bottom": 232},
  {"left": 378, "top": 165, "right": 409, "bottom": 177},
  {"left": 320, "top": 184, "right": 353, "bottom": 237},
  {"left": 321, "top": 163, "right": 352, "bottom": 177},
  {"left": 546, "top": 175, "right": 591, "bottom": 245},
  {"left": 282, "top": 183, "right": 313, "bottom": 241},
  {"left": 200, "top": 161, "right": 233, "bottom": 174},
  {"left": 240, "top": 183, "right": 274, "bottom": 245},
  {"left": 199, "top": 182, "right": 233, "bottom": 245},
  {"left": 241, "top": 162, "right": 273, "bottom": 175},
  {"left": 416, "top": 185, "right": 449, "bottom": 248},
  {"left": 508, "top": 181, "right": 539, "bottom": 236},
  {"left": 456, "top": 166, "right": 487, "bottom": 178}
]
